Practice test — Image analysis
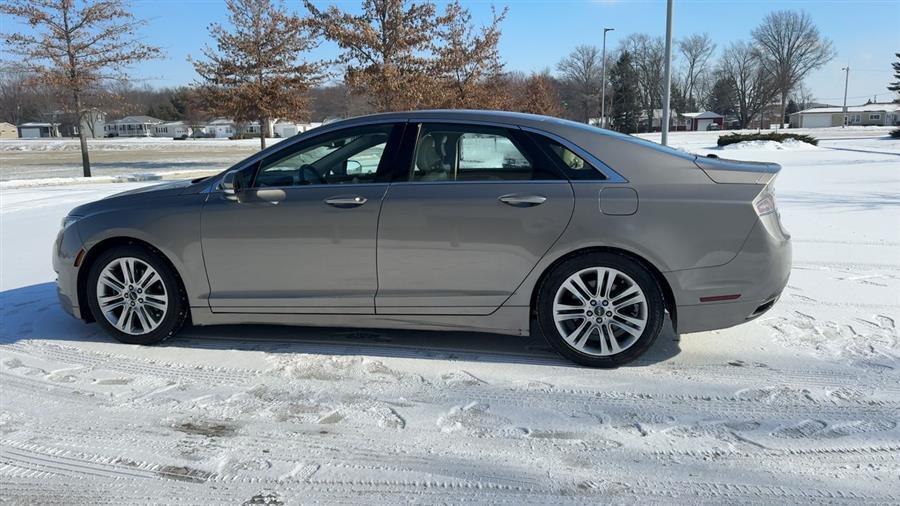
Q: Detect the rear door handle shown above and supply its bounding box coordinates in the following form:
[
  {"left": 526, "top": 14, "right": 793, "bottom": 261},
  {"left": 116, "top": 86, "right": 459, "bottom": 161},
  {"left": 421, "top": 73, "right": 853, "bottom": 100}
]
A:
[
  {"left": 498, "top": 194, "right": 547, "bottom": 207},
  {"left": 324, "top": 195, "right": 368, "bottom": 208}
]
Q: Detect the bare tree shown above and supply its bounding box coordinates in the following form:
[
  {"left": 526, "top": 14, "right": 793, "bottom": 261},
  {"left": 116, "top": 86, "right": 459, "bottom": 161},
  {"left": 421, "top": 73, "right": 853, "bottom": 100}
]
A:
[
  {"left": 719, "top": 41, "right": 778, "bottom": 129},
  {"left": 1, "top": 0, "right": 160, "bottom": 176},
  {"left": 434, "top": 1, "right": 507, "bottom": 109},
  {"left": 752, "top": 10, "right": 835, "bottom": 128},
  {"left": 304, "top": 0, "right": 446, "bottom": 112},
  {"left": 677, "top": 33, "right": 716, "bottom": 111},
  {"left": 192, "top": 0, "right": 321, "bottom": 149},
  {"left": 556, "top": 45, "right": 603, "bottom": 123},
  {"left": 621, "top": 34, "right": 665, "bottom": 131}
]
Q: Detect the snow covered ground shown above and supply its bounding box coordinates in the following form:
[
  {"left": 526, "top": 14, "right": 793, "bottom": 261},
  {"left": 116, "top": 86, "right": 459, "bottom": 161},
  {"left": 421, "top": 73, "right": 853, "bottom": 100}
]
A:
[{"left": 1, "top": 129, "right": 898, "bottom": 503}]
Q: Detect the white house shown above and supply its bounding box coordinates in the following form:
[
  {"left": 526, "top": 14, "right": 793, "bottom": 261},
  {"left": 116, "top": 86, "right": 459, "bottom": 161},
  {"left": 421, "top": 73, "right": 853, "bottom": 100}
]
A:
[
  {"left": 204, "top": 118, "right": 238, "bottom": 138},
  {"left": 154, "top": 121, "right": 193, "bottom": 138},
  {"left": 104, "top": 116, "right": 163, "bottom": 137},
  {"left": 789, "top": 103, "right": 900, "bottom": 128},
  {"left": 17, "top": 122, "right": 60, "bottom": 138}
]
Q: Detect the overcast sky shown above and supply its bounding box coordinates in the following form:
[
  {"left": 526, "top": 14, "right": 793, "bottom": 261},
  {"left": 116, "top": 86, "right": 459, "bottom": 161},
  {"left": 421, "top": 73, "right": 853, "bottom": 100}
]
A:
[{"left": 4, "top": 0, "right": 899, "bottom": 106}]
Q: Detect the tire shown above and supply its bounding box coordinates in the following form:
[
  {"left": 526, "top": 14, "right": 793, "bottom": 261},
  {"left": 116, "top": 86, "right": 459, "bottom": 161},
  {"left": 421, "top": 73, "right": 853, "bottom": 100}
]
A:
[
  {"left": 86, "top": 245, "right": 188, "bottom": 345},
  {"left": 536, "top": 252, "right": 665, "bottom": 367}
]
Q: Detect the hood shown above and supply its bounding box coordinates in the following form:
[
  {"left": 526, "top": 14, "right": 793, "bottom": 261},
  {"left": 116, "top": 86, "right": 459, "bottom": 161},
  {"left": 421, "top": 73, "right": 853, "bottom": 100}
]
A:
[
  {"left": 106, "top": 179, "right": 196, "bottom": 199},
  {"left": 68, "top": 179, "right": 200, "bottom": 218}
]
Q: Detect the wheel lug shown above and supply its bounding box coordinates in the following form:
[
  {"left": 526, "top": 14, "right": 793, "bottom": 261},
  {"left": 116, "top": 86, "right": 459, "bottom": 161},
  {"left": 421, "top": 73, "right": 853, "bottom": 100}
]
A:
[
  {"left": 602, "top": 300, "right": 609, "bottom": 306},
  {"left": 596, "top": 318, "right": 602, "bottom": 323},
  {"left": 137, "top": 288, "right": 142, "bottom": 293},
  {"left": 606, "top": 311, "right": 613, "bottom": 317},
  {"left": 138, "top": 298, "right": 143, "bottom": 303},
  {"left": 589, "top": 300, "right": 596, "bottom": 306},
  {"left": 586, "top": 311, "right": 593, "bottom": 317},
  {"left": 130, "top": 301, "right": 135, "bottom": 306}
]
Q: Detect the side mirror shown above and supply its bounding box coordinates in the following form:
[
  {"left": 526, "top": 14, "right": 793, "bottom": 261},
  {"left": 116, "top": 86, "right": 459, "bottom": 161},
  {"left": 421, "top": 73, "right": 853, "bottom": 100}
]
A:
[{"left": 221, "top": 170, "right": 245, "bottom": 196}]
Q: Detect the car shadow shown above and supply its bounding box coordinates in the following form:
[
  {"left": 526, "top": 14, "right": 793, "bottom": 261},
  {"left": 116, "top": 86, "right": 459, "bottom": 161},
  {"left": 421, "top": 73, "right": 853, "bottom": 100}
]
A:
[{"left": 0, "top": 282, "right": 681, "bottom": 368}]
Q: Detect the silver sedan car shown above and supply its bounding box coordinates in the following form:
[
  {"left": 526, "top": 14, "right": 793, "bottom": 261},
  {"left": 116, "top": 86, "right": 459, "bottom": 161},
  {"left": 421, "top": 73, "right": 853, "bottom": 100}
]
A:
[{"left": 54, "top": 110, "right": 791, "bottom": 367}]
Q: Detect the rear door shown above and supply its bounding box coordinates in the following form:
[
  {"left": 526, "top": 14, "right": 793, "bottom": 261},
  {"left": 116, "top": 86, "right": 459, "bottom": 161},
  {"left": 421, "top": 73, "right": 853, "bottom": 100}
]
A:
[{"left": 376, "top": 122, "right": 575, "bottom": 315}]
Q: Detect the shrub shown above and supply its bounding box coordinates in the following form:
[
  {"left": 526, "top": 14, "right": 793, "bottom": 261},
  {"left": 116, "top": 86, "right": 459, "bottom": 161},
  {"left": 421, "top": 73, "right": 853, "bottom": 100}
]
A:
[
  {"left": 890, "top": 128, "right": 900, "bottom": 139},
  {"left": 717, "top": 132, "right": 818, "bottom": 147}
]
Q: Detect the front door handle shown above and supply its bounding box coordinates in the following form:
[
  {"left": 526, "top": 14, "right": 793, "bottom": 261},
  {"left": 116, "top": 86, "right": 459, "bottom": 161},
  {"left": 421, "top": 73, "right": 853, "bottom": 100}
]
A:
[
  {"left": 498, "top": 194, "right": 547, "bottom": 207},
  {"left": 324, "top": 195, "right": 368, "bottom": 208}
]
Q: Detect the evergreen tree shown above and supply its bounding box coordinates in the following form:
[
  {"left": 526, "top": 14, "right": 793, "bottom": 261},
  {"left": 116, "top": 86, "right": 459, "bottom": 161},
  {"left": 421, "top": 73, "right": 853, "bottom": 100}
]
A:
[
  {"left": 784, "top": 99, "right": 799, "bottom": 124},
  {"left": 609, "top": 51, "right": 640, "bottom": 133},
  {"left": 888, "top": 53, "right": 900, "bottom": 102},
  {"left": 707, "top": 76, "right": 737, "bottom": 117}
]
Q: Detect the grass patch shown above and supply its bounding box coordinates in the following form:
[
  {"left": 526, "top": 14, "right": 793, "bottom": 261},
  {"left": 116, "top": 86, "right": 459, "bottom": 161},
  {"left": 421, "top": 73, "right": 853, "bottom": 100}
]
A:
[{"left": 717, "top": 132, "right": 818, "bottom": 147}]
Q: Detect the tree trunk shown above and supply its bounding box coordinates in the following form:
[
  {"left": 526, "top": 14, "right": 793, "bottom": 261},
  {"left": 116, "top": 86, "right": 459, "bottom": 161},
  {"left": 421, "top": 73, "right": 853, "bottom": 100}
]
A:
[
  {"left": 779, "top": 91, "right": 788, "bottom": 131},
  {"left": 259, "top": 117, "right": 266, "bottom": 150},
  {"left": 74, "top": 92, "right": 91, "bottom": 177}
]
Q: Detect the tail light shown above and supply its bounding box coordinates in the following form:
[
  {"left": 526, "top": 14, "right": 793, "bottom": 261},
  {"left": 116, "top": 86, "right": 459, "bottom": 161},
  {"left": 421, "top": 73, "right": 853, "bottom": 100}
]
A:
[{"left": 754, "top": 193, "right": 777, "bottom": 215}]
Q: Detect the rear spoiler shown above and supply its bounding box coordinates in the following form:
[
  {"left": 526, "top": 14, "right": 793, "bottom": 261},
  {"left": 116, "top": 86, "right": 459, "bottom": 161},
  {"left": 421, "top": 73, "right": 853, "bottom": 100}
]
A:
[{"left": 694, "top": 155, "right": 780, "bottom": 185}]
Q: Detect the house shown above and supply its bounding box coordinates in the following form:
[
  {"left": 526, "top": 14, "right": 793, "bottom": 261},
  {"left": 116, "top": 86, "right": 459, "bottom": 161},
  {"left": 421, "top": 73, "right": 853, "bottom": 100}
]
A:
[
  {"left": 79, "top": 109, "right": 106, "bottom": 138},
  {"left": 789, "top": 103, "right": 900, "bottom": 128},
  {"left": 17, "top": 122, "right": 60, "bottom": 138},
  {"left": 104, "top": 115, "right": 163, "bottom": 137},
  {"left": 204, "top": 118, "right": 237, "bottom": 138},
  {"left": 154, "top": 121, "right": 194, "bottom": 138},
  {"left": 682, "top": 111, "right": 725, "bottom": 131},
  {"left": 638, "top": 109, "right": 683, "bottom": 131},
  {"left": 0, "top": 122, "right": 17, "bottom": 139}
]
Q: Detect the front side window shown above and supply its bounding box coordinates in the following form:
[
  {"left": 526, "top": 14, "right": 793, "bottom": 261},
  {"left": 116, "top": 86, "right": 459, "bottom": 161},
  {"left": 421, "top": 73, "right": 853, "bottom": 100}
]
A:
[
  {"left": 255, "top": 124, "right": 393, "bottom": 187},
  {"left": 411, "top": 124, "right": 538, "bottom": 182}
]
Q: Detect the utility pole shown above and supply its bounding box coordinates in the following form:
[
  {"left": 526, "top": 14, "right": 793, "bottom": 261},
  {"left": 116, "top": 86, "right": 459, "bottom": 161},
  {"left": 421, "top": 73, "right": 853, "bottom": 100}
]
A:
[
  {"left": 660, "top": 0, "right": 674, "bottom": 145},
  {"left": 600, "top": 27, "right": 614, "bottom": 128},
  {"left": 841, "top": 66, "right": 850, "bottom": 128}
]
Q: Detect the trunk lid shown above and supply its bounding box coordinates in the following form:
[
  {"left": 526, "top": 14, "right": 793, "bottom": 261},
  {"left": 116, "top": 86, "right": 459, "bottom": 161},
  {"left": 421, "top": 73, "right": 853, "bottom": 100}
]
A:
[{"left": 694, "top": 154, "right": 781, "bottom": 185}]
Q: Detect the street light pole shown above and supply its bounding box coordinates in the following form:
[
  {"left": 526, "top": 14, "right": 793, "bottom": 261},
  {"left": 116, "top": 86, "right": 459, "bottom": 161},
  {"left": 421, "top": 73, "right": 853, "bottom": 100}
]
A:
[
  {"left": 841, "top": 66, "right": 850, "bottom": 128},
  {"left": 660, "top": 0, "right": 674, "bottom": 146},
  {"left": 600, "top": 27, "right": 614, "bottom": 128}
]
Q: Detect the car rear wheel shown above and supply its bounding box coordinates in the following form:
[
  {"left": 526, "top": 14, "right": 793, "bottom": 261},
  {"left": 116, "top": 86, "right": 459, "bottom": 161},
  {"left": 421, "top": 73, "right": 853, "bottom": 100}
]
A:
[
  {"left": 86, "top": 245, "right": 188, "bottom": 345},
  {"left": 537, "top": 253, "right": 665, "bottom": 367}
]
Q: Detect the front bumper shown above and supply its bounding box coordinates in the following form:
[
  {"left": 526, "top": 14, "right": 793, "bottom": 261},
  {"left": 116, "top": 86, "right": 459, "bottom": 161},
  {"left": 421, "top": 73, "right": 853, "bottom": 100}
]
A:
[
  {"left": 53, "top": 221, "right": 85, "bottom": 320},
  {"left": 665, "top": 212, "right": 791, "bottom": 334}
]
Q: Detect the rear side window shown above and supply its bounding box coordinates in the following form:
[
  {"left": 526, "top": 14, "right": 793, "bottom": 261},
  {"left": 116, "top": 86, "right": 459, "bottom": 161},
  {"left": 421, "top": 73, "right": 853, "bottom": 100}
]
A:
[
  {"left": 410, "top": 124, "right": 557, "bottom": 182},
  {"left": 530, "top": 133, "right": 607, "bottom": 181}
]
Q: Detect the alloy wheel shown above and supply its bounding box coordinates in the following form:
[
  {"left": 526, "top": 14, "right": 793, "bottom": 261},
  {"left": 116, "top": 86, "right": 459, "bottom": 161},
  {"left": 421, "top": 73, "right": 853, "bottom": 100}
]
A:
[
  {"left": 552, "top": 267, "right": 648, "bottom": 357},
  {"left": 95, "top": 257, "right": 169, "bottom": 336}
]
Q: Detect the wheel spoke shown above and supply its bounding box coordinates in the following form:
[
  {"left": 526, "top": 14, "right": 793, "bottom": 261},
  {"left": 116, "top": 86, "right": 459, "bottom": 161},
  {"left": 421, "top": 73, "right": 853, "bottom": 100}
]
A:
[
  {"left": 133, "top": 306, "right": 150, "bottom": 333},
  {"left": 115, "top": 306, "right": 132, "bottom": 331},
  {"left": 99, "top": 298, "right": 126, "bottom": 313},
  {"left": 610, "top": 317, "right": 643, "bottom": 337},
  {"left": 140, "top": 271, "right": 162, "bottom": 290},
  {"left": 612, "top": 285, "right": 641, "bottom": 305},
  {"left": 563, "top": 275, "right": 593, "bottom": 303},
  {"left": 564, "top": 319, "right": 591, "bottom": 347},
  {"left": 599, "top": 269, "right": 616, "bottom": 298},
  {"left": 99, "top": 273, "right": 125, "bottom": 292}
]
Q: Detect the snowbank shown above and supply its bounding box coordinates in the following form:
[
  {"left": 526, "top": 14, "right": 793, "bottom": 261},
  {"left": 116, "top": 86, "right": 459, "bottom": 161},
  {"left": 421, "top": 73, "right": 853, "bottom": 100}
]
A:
[
  {"left": 0, "top": 169, "right": 217, "bottom": 189},
  {"left": 722, "top": 138, "right": 819, "bottom": 151}
]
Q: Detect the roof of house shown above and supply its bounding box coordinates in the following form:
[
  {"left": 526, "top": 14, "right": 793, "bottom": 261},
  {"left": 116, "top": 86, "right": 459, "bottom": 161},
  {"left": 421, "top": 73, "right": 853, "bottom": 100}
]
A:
[
  {"left": 108, "top": 115, "right": 163, "bottom": 124},
  {"left": 682, "top": 111, "right": 724, "bottom": 119},
  {"left": 792, "top": 103, "right": 900, "bottom": 115},
  {"left": 207, "top": 118, "right": 234, "bottom": 125},
  {"left": 18, "top": 122, "right": 55, "bottom": 127}
]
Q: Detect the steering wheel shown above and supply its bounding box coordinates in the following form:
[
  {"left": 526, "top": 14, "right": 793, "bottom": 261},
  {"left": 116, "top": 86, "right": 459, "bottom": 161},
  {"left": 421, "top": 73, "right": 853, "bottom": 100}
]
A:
[{"left": 299, "top": 164, "right": 327, "bottom": 185}]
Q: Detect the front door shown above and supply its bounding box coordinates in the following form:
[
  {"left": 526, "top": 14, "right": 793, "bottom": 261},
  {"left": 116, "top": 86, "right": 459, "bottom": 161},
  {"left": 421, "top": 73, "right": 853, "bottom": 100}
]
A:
[
  {"left": 201, "top": 123, "right": 403, "bottom": 313},
  {"left": 376, "top": 123, "right": 575, "bottom": 315}
]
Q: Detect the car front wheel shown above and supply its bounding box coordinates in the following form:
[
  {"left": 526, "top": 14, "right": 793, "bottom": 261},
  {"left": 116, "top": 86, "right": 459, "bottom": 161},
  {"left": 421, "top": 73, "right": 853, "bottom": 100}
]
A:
[
  {"left": 86, "top": 245, "right": 188, "bottom": 345},
  {"left": 537, "top": 253, "right": 665, "bottom": 367}
]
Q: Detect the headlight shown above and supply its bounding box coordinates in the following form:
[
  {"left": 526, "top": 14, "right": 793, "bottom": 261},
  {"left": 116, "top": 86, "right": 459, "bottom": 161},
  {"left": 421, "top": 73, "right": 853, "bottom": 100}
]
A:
[{"left": 61, "top": 215, "right": 82, "bottom": 228}]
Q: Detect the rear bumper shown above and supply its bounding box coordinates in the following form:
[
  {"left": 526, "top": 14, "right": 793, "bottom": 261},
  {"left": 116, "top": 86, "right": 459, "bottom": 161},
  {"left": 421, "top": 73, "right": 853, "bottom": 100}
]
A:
[{"left": 665, "top": 212, "right": 791, "bottom": 334}]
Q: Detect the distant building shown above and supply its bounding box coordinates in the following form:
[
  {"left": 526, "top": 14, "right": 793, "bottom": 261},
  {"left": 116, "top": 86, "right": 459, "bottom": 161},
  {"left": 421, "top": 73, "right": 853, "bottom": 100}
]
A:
[
  {"left": 204, "top": 118, "right": 237, "bottom": 138},
  {"left": 682, "top": 111, "right": 725, "bottom": 131},
  {"left": 273, "top": 121, "right": 323, "bottom": 138},
  {"left": 155, "top": 121, "right": 194, "bottom": 138},
  {"left": 789, "top": 103, "right": 900, "bottom": 128},
  {"left": 79, "top": 109, "right": 106, "bottom": 139},
  {"left": 638, "top": 109, "right": 684, "bottom": 132},
  {"left": 17, "top": 122, "right": 60, "bottom": 138},
  {"left": 104, "top": 115, "right": 163, "bottom": 137},
  {"left": 0, "top": 122, "right": 17, "bottom": 139}
]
